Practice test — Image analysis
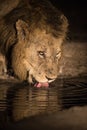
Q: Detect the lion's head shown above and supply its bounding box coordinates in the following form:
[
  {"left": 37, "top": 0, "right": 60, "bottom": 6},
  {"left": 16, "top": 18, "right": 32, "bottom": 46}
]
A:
[
  {"left": 12, "top": 20, "right": 66, "bottom": 87},
  {"left": 0, "top": 0, "right": 68, "bottom": 87}
]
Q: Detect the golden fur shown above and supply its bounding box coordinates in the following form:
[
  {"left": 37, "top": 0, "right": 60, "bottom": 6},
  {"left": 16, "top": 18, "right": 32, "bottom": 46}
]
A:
[{"left": 0, "top": 0, "right": 68, "bottom": 83}]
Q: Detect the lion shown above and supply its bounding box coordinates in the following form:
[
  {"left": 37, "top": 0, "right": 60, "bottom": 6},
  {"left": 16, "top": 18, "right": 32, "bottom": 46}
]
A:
[{"left": 0, "top": 0, "right": 68, "bottom": 87}]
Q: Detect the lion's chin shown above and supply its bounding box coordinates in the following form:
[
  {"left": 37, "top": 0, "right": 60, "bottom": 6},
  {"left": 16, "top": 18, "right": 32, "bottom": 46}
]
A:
[
  {"left": 29, "top": 75, "right": 55, "bottom": 88},
  {"left": 32, "top": 77, "right": 55, "bottom": 88},
  {"left": 31, "top": 76, "right": 49, "bottom": 88}
]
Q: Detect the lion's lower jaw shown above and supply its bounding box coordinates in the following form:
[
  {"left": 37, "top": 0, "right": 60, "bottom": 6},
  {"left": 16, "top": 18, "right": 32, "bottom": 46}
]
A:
[
  {"left": 27, "top": 74, "right": 56, "bottom": 88},
  {"left": 33, "top": 79, "right": 55, "bottom": 88}
]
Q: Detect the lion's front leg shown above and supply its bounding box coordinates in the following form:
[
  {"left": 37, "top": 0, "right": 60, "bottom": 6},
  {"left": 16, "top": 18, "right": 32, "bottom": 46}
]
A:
[
  {"left": 0, "top": 53, "right": 7, "bottom": 78},
  {"left": 0, "top": 53, "right": 14, "bottom": 79}
]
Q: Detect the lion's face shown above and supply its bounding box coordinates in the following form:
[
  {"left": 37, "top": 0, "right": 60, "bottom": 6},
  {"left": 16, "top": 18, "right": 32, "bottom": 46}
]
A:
[
  {"left": 12, "top": 20, "right": 63, "bottom": 86},
  {"left": 24, "top": 29, "right": 62, "bottom": 84}
]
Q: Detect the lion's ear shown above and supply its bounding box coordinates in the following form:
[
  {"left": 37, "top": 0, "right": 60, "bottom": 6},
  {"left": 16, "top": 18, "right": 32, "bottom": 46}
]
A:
[{"left": 16, "top": 19, "right": 29, "bottom": 41}]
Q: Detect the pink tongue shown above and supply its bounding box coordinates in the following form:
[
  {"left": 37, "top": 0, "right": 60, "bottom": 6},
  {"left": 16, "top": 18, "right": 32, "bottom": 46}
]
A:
[{"left": 34, "top": 82, "right": 49, "bottom": 88}]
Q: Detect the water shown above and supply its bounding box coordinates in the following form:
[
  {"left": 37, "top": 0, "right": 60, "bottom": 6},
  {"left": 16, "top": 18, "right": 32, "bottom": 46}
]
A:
[
  {"left": 7, "top": 83, "right": 60, "bottom": 121},
  {"left": 0, "top": 75, "right": 87, "bottom": 125}
]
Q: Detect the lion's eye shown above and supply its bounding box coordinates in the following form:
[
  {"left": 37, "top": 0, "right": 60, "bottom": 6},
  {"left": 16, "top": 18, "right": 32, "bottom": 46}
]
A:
[
  {"left": 56, "top": 51, "right": 61, "bottom": 59},
  {"left": 38, "top": 51, "right": 45, "bottom": 58}
]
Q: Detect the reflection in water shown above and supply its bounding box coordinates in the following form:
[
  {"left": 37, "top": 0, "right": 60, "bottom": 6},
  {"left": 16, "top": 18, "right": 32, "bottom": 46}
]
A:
[
  {"left": 8, "top": 85, "right": 60, "bottom": 121},
  {"left": 0, "top": 79, "right": 62, "bottom": 122},
  {"left": 0, "top": 75, "right": 87, "bottom": 123}
]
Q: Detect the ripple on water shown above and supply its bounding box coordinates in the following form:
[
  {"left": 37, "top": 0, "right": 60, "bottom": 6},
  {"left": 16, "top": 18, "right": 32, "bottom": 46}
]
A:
[{"left": 0, "top": 75, "right": 87, "bottom": 122}]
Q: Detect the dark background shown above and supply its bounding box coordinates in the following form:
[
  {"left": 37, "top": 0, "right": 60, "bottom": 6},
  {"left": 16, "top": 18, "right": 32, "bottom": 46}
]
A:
[{"left": 50, "top": 0, "right": 87, "bottom": 41}]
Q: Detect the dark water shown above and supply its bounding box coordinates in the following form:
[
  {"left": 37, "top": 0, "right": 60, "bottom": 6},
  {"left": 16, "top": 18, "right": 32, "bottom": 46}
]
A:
[{"left": 0, "top": 75, "right": 87, "bottom": 129}]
